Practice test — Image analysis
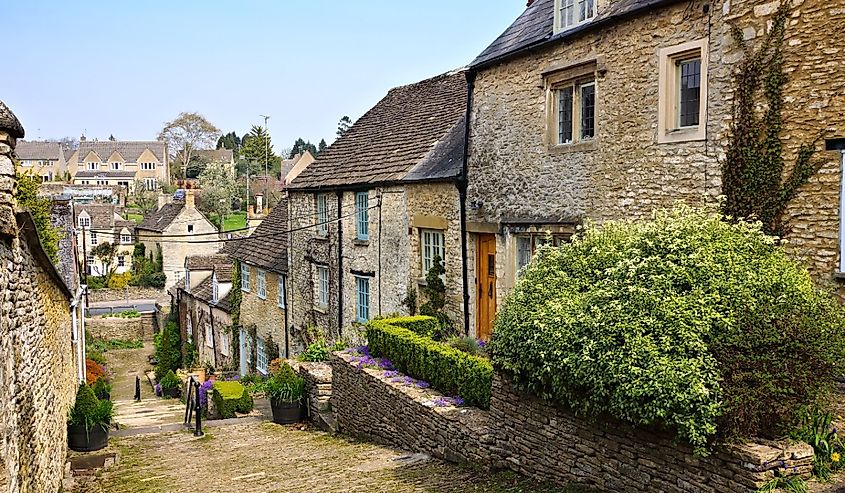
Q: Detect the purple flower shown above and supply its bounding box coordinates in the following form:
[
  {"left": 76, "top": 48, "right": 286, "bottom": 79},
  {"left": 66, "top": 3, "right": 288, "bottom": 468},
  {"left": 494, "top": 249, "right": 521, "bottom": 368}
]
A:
[
  {"left": 383, "top": 370, "right": 399, "bottom": 378},
  {"left": 452, "top": 396, "right": 465, "bottom": 407},
  {"left": 199, "top": 380, "right": 213, "bottom": 407},
  {"left": 433, "top": 397, "right": 450, "bottom": 407},
  {"left": 402, "top": 376, "right": 416, "bottom": 386},
  {"left": 378, "top": 359, "right": 395, "bottom": 370},
  {"left": 391, "top": 377, "right": 404, "bottom": 383},
  {"left": 416, "top": 381, "right": 431, "bottom": 389},
  {"left": 154, "top": 383, "right": 162, "bottom": 397},
  {"left": 477, "top": 339, "right": 488, "bottom": 348}
]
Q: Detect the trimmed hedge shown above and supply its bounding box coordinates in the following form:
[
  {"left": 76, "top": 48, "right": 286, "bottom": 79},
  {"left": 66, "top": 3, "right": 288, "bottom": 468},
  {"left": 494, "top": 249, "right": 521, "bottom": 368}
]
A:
[
  {"left": 377, "top": 315, "right": 439, "bottom": 338},
  {"left": 212, "top": 381, "right": 254, "bottom": 418},
  {"left": 492, "top": 207, "right": 845, "bottom": 454},
  {"left": 367, "top": 317, "right": 492, "bottom": 409}
]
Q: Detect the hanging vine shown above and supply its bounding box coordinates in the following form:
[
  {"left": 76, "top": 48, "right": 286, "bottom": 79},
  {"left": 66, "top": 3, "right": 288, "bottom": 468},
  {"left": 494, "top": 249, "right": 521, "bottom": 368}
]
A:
[
  {"left": 721, "top": 0, "right": 825, "bottom": 237},
  {"left": 229, "top": 259, "right": 243, "bottom": 365}
]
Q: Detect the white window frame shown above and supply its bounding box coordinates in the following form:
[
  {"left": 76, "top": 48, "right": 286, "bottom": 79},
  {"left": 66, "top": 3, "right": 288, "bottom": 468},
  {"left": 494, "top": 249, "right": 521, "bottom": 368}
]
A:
[
  {"left": 421, "top": 229, "right": 445, "bottom": 275},
  {"left": 110, "top": 162, "right": 120, "bottom": 170},
  {"left": 278, "top": 275, "right": 287, "bottom": 309},
  {"left": 141, "top": 162, "right": 156, "bottom": 170},
  {"left": 120, "top": 234, "right": 132, "bottom": 244},
  {"left": 220, "top": 331, "right": 230, "bottom": 357},
  {"left": 212, "top": 274, "right": 219, "bottom": 303},
  {"left": 241, "top": 263, "right": 250, "bottom": 292},
  {"left": 355, "top": 191, "right": 369, "bottom": 240},
  {"left": 205, "top": 319, "right": 213, "bottom": 348},
  {"left": 316, "top": 266, "right": 329, "bottom": 309},
  {"left": 256, "top": 338, "right": 268, "bottom": 375},
  {"left": 355, "top": 276, "right": 370, "bottom": 323},
  {"left": 117, "top": 255, "right": 125, "bottom": 268},
  {"left": 78, "top": 217, "right": 90, "bottom": 228},
  {"left": 554, "top": 0, "right": 596, "bottom": 33},
  {"left": 90, "top": 232, "right": 98, "bottom": 245},
  {"left": 316, "top": 194, "right": 328, "bottom": 236},
  {"left": 553, "top": 79, "right": 596, "bottom": 146},
  {"left": 257, "top": 269, "right": 266, "bottom": 299},
  {"left": 144, "top": 177, "right": 157, "bottom": 191},
  {"left": 657, "top": 38, "right": 708, "bottom": 144},
  {"left": 87, "top": 162, "right": 97, "bottom": 170}
]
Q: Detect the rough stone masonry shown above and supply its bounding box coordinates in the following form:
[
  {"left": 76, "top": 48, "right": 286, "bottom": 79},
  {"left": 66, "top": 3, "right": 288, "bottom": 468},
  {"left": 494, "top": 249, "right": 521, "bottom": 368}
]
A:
[{"left": 0, "top": 102, "right": 77, "bottom": 493}]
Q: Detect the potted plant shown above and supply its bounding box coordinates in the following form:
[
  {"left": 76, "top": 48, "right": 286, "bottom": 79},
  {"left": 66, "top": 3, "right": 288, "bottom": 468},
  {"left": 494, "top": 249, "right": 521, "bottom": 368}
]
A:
[
  {"left": 265, "top": 362, "right": 306, "bottom": 424},
  {"left": 92, "top": 377, "right": 111, "bottom": 401},
  {"left": 159, "top": 370, "right": 182, "bottom": 399},
  {"left": 68, "top": 384, "right": 113, "bottom": 452}
]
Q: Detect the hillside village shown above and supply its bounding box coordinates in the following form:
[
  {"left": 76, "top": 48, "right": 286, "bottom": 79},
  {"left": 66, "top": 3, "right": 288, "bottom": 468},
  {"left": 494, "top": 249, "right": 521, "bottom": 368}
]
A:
[{"left": 2, "top": 0, "right": 845, "bottom": 492}]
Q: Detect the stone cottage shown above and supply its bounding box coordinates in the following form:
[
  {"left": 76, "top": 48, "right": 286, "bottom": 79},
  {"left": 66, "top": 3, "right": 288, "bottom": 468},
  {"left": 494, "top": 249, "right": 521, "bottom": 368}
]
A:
[
  {"left": 135, "top": 189, "right": 221, "bottom": 290},
  {"left": 287, "top": 70, "right": 467, "bottom": 344},
  {"left": 0, "top": 102, "right": 80, "bottom": 493},
  {"left": 177, "top": 255, "right": 234, "bottom": 371},
  {"left": 464, "top": 0, "right": 845, "bottom": 338},
  {"left": 225, "top": 201, "right": 289, "bottom": 373},
  {"left": 73, "top": 203, "right": 135, "bottom": 276}
]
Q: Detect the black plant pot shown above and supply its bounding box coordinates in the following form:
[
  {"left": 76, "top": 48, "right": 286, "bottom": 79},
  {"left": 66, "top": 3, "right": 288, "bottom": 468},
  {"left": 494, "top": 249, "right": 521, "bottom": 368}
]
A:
[
  {"left": 68, "top": 424, "right": 109, "bottom": 452},
  {"left": 162, "top": 387, "right": 181, "bottom": 399},
  {"left": 270, "top": 398, "right": 305, "bottom": 424}
]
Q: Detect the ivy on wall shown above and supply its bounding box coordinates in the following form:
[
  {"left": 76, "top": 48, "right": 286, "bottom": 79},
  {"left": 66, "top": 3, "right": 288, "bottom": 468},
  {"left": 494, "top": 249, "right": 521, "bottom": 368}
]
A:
[
  {"left": 721, "top": 0, "right": 825, "bottom": 237},
  {"left": 229, "top": 259, "right": 242, "bottom": 365}
]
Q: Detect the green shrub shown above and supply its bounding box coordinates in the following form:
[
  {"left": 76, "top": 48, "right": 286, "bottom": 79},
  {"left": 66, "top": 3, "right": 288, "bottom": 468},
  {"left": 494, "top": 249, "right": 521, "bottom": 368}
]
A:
[
  {"left": 92, "top": 377, "right": 112, "bottom": 400},
  {"left": 446, "top": 336, "right": 487, "bottom": 358},
  {"left": 265, "top": 362, "right": 305, "bottom": 403},
  {"left": 89, "top": 338, "right": 143, "bottom": 352},
  {"left": 212, "top": 381, "right": 254, "bottom": 418},
  {"left": 159, "top": 370, "right": 181, "bottom": 391},
  {"left": 378, "top": 315, "right": 439, "bottom": 339},
  {"left": 86, "top": 276, "right": 107, "bottom": 290},
  {"left": 367, "top": 318, "right": 493, "bottom": 409},
  {"left": 492, "top": 206, "right": 845, "bottom": 454},
  {"left": 68, "top": 384, "right": 113, "bottom": 431},
  {"left": 154, "top": 321, "right": 182, "bottom": 380}
]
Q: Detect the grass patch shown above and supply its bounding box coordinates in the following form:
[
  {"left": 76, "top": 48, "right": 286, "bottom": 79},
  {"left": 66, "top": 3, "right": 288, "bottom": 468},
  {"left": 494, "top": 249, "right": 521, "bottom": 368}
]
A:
[
  {"left": 209, "top": 212, "right": 247, "bottom": 232},
  {"left": 89, "top": 338, "right": 144, "bottom": 353},
  {"left": 125, "top": 213, "right": 144, "bottom": 224}
]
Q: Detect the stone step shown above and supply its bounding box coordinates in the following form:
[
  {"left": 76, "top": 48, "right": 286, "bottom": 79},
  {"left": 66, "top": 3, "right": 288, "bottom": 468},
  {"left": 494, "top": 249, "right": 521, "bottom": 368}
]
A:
[{"left": 318, "top": 412, "right": 338, "bottom": 433}]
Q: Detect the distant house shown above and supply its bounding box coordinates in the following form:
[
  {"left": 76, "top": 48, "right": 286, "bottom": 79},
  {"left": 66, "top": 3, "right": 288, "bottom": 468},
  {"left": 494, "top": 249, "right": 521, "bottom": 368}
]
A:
[
  {"left": 15, "top": 141, "right": 68, "bottom": 182},
  {"left": 287, "top": 71, "right": 467, "bottom": 345},
  {"left": 135, "top": 190, "right": 220, "bottom": 290},
  {"left": 178, "top": 255, "right": 233, "bottom": 370},
  {"left": 73, "top": 203, "right": 135, "bottom": 276},
  {"left": 225, "top": 201, "right": 289, "bottom": 373},
  {"left": 194, "top": 149, "right": 236, "bottom": 178},
  {"left": 68, "top": 139, "right": 169, "bottom": 191}
]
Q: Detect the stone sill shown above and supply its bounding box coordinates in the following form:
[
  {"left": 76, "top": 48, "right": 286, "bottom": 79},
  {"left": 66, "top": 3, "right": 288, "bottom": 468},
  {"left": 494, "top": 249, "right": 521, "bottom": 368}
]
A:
[
  {"left": 547, "top": 139, "right": 598, "bottom": 155},
  {"left": 352, "top": 239, "right": 370, "bottom": 247},
  {"left": 313, "top": 235, "right": 329, "bottom": 242},
  {"left": 314, "top": 305, "right": 328, "bottom": 314},
  {"left": 834, "top": 271, "right": 845, "bottom": 281}
]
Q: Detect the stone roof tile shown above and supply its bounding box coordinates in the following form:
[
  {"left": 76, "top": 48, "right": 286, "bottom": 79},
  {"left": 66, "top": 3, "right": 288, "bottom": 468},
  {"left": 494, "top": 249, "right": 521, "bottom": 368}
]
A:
[{"left": 225, "top": 199, "right": 288, "bottom": 274}]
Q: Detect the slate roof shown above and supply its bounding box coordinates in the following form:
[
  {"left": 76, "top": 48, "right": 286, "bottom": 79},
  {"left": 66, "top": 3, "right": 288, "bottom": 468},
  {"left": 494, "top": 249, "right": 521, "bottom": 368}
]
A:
[
  {"left": 0, "top": 101, "right": 24, "bottom": 139},
  {"left": 75, "top": 170, "right": 137, "bottom": 179},
  {"left": 214, "top": 263, "right": 233, "bottom": 283},
  {"left": 186, "top": 254, "right": 229, "bottom": 271},
  {"left": 187, "top": 267, "right": 233, "bottom": 312},
  {"left": 470, "top": 0, "right": 678, "bottom": 69},
  {"left": 74, "top": 204, "right": 120, "bottom": 230},
  {"left": 288, "top": 71, "right": 467, "bottom": 190},
  {"left": 195, "top": 149, "right": 234, "bottom": 162},
  {"left": 77, "top": 140, "right": 167, "bottom": 162},
  {"left": 225, "top": 199, "right": 288, "bottom": 274},
  {"left": 16, "top": 141, "right": 62, "bottom": 160},
  {"left": 136, "top": 202, "right": 185, "bottom": 232}
]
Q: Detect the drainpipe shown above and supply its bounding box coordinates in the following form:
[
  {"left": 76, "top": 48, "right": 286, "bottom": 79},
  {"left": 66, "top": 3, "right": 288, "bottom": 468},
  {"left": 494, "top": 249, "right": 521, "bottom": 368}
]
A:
[
  {"left": 336, "top": 191, "right": 344, "bottom": 337},
  {"left": 283, "top": 274, "right": 290, "bottom": 359},
  {"left": 80, "top": 285, "right": 87, "bottom": 383},
  {"left": 70, "top": 286, "right": 85, "bottom": 383},
  {"left": 377, "top": 189, "right": 383, "bottom": 317},
  {"left": 460, "top": 70, "right": 477, "bottom": 335}
]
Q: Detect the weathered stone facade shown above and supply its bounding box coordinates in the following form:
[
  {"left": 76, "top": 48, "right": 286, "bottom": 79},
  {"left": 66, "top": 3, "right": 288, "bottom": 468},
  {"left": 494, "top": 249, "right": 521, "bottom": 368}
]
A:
[
  {"left": 288, "top": 183, "right": 464, "bottom": 350},
  {"left": 239, "top": 265, "right": 287, "bottom": 359},
  {"left": 466, "top": 0, "right": 845, "bottom": 331},
  {"left": 87, "top": 286, "right": 164, "bottom": 303},
  {"left": 0, "top": 111, "right": 77, "bottom": 493},
  {"left": 84, "top": 314, "right": 152, "bottom": 341},
  {"left": 330, "top": 354, "right": 815, "bottom": 492}
]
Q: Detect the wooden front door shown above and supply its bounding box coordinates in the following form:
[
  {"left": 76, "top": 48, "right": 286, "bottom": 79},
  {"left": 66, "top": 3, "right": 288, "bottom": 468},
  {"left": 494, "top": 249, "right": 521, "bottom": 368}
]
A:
[{"left": 476, "top": 234, "right": 497, "bottom": 340}]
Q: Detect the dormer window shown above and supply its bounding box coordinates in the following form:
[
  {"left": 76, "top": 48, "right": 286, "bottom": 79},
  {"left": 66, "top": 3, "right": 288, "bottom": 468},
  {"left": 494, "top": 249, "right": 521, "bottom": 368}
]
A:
[
  {"left": 111, "top": 162, "right": 121, "bottom": 170},
  {"left": 555, "top": 0, "right": 595, "bottom": 33},
  {"left": 78, "top": 216, "right": 90, "bottom": 228},
  {"left": 88, "top": 162, "right": 98, "bottom": 170},
  {"left": 212, "top": 274, "right": 219, "bottom": 303}
]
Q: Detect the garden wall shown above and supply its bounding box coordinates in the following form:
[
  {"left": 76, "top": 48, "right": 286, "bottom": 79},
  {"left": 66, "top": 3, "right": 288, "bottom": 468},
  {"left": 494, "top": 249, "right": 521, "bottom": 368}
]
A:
[
  {"left": 87, "top": 287, "right": 164, "bottom": 303},
  {"left": 299, "top": 362, "right": 332, "bottom": 423},
  {"left": 85, "top": 315, "right": 152, "bottom": 341},
  {"left": 330, "top": 355, "right": 814, "bottom": 492}
]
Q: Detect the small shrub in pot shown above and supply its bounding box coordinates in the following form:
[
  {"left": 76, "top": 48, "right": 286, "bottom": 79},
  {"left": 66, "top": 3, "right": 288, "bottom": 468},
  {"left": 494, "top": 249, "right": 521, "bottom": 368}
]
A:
[
  {"left": 266, "top": 362, "right": 306, "bottom": 424},
  {"left": 68, "top": 384, "right": 113, "bottom": 452},
  {"left": 159, "top": 370, "right": 182, "bottom": 399}
]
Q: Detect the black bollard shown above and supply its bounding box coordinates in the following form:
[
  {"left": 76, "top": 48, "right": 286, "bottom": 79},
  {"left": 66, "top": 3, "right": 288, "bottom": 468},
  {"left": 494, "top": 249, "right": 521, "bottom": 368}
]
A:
[
  {"left": 194, "top": 381, "right": 204, "bottom": 437},
  {"left": 134, "top": 376, "right": 141, "bottom": 401}
]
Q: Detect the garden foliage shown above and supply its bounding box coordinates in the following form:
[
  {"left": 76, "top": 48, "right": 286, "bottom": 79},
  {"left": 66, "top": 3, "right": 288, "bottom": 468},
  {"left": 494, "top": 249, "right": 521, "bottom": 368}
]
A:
[
  {"left": 367, "top": 317, "right": 493, "bottom": 409},
  {"left": 492, "top": 207, "right": 845, "bottom": 453},
  {"left": 68, "top": 384, "right": 113, "bottom": 431},
  {"left": 212, "top": 381, "right": 254, "bottom": 418},
  {"left": 154, "top": 320, "right": 182, "bottom": 380},
  {"left": 264, "top": 361, "right": 305, "bottom": 403}
]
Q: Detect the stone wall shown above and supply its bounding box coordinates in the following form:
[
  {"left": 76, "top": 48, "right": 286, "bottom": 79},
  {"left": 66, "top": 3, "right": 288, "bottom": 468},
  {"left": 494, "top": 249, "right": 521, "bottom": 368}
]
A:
[
  {"left": 330, "top": 354, "right": 814, "bottom": 492},
  {"left": 298, "top": 362, "right": 332, "bottom": 424},
  {"left": 0, "top": 124, "right": 77, "bottom": 493},
  {"left": 87, "top": 286, "right": 164, "bottom": 303},
  {"left": 84, "top": 315, "right": 151, "bottom": 341},
  {"left": 239, "top": 266, "right": 287, "bottom": 357}
]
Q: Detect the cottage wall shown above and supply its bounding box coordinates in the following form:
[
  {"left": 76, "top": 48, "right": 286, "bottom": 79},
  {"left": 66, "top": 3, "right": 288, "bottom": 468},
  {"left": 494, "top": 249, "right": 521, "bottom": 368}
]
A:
[
  {"left": 239, "top": 266, "right": 287, "bottom": 357},
  {"left": 0, "top": 127, "right": 76, "bottom": 493}
]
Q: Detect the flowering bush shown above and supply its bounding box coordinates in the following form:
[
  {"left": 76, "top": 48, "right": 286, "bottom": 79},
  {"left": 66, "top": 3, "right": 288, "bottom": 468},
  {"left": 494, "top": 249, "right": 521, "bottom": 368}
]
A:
[
  {"left": 199, "top": 380, "right": 213, "bottom": 407},
  {"left": 492, "top": 206, "right": 845, "bottom": 454},
  {"left": 85, "top": 358, "right": 106, "bottom": 386},
  {"left": 366, "top": 317, "right": 492, "bottom": 409}
]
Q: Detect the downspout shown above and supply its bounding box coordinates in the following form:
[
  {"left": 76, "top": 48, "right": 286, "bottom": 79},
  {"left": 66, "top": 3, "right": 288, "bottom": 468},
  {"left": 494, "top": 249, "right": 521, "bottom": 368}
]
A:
[
  {"left": 460, "top": 70, "right": 476, "bottom": 335},
  {"left": 283, "top": 275, "right": 290, "bottom": 359},
  {"left": 336, "top": 191, "right": 344, "bottom": 337},
  {"left": 377, "top": 189, "right": 383, "bottom": 316},
  {"left": 70, "top": 286, "right": 85, "bottom": 383},
  {"left": 209, "top": 303, "right": 217, "bottom": 369},
  {"left": 80, "top": 285, "right": 87, "bottom": 383}
]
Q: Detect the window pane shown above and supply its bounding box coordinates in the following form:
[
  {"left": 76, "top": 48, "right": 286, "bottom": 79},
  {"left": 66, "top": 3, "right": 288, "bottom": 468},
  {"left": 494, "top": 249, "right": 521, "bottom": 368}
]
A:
[
  {"left": 558, "top": 87, "right": 573, "bottom": 144},
  {"left": 561, "top": 0, "right": 574, "bottom": 26},
  {"left": 580, "top": 83, "right": 596, "bottom": 139},
  {"left": 356, "top": 192, "right": 369, "bottom": 240},
  {"left": 356, "top": 277, "right": 370, "bottom": 322},
  {"left": 316, "top": 194, "right": 328, "bottom": 235},
  {"left": 678, "top": 58, "right": 701, "bottom": 127},
  {"left": 516, "top": 236, "right": 532, "bottom": 274}
]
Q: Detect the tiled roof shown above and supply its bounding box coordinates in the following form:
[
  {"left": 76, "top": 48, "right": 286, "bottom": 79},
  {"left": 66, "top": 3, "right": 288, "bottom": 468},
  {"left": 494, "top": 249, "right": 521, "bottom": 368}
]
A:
[
  {"left": 225, "top": 199, "right": 288, "bottom": 274},
  {"left": 16, "top": 141, "right": 62, "bottom": 160},
  {"left": 214, "top": 263, "right": 233, "bottom": 283},
  {"left": 76, "top": 140, "right": 167, "bottom": 163},
  {"left": 136, "top": 202, "right": 184, "bottom": 232},
  {"left": 470, "top": 0, "right": 677, "bottom": 69},
  {"left": 74, "top": 204, "right": 118, "bottom": 230},
  {"left": 186, "top": 254, "right": 229, "bottom": 271},
  {"left": 75, "top": 170, "right": 137, "bottom": 179},
  {"left": 0, "top": 101, "right": 24, "bottom": 139},
  {"left": 187, "top": 269, "right": 233, "bottom": 312},
  {"left": 195, "top": 149, "right": 234, "bottom": 162},
  {"left": 288, "top": 70, "right": 467, "bottom": 190}
]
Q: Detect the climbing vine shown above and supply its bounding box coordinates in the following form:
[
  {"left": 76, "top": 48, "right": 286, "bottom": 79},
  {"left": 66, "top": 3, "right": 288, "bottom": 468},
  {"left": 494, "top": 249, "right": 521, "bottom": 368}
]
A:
[
  {"left": 721, "top": 0, "right": 824, "bottom": 237},
  {"left": 230, "top": 259, "right": 243, "bottom": 364}
]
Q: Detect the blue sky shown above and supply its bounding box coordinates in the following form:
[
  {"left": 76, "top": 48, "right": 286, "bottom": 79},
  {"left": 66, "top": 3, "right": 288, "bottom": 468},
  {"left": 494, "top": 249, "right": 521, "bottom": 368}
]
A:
[{"left": 3, "top": 1, "right": 524, "bottom": 152}]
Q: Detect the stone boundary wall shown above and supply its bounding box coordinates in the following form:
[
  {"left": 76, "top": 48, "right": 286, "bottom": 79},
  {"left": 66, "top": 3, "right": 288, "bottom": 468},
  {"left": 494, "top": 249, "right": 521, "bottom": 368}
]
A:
[
  {"left": 87, "top": 287, "right": 164, "bottom": 303},
  {"left": 299, "top": 362, "right": 332, "bottom": 422},
  {"left": 330, "top": 355, "right": 814, "bottom": 492},
  {"left": 84, "top": 315, "right": 152, "bottom": 341}
]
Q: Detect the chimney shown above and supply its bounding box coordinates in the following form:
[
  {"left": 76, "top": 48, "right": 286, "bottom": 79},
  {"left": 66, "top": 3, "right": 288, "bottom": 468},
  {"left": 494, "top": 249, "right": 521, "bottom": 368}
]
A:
[
  {"left": 185, "top": 189, "right": 195, "bottom": 209},
  {"left": 255, "top": 193, "right": 264, "bottom": 214},
  {"left": 0, "top": 101, "right": 24, "bottom": 238},
  {"left": 157, "top": 193, "right": 171, "bottom": 210},
  {"left": 527, "top": 0, "right": 536, "bottom": 6}
]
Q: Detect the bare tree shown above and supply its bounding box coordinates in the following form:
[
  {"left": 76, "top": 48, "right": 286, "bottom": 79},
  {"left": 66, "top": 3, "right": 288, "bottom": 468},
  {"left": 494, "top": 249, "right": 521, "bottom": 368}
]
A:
[
  {"left": 91, "top": 242, "right": 118, "bottom": 282},
  {"left": 129, "top": 179, "right": 159, "bottom": 216},
  {"left": 158, "top": 112, "right": 221, "bottom": 179}
]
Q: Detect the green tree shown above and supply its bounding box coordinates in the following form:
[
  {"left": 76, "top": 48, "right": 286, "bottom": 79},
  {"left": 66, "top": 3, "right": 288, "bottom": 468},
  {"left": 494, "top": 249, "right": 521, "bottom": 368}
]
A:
[
  {"left": 216, "top": 131, "right": 241, "bottom": 157},
  {"left": 336, "top": 115, "right": 352, "bottom": 138},
  {"left": 241, "top": 125, "right": 279, "bottom": 177},
  {"left": 185, "top": 152, "right": 211, "bottom": 179},
  {"left": 15, "top": 169, "right": 62, "bottom": 262},
  {"left": 289, "top": 138, "right": 317, "bottom": 159},
  {"left": 91, "top": 242, "right": 118, "bottom": 283},
  {"left": 317, "top": 139, "right": 328, "bottom": 155},
  {"left": 158, "top": 112, "right": 221, "bottom": 179},
  {"left": 198, "top": 160, "right": 239, "bottom": 230},
  {"left": 129, "top": 179, "right": 159, "bottom": 216},
  {"left": 419, "top": 256, "right": 454, "bottom": 339}
]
